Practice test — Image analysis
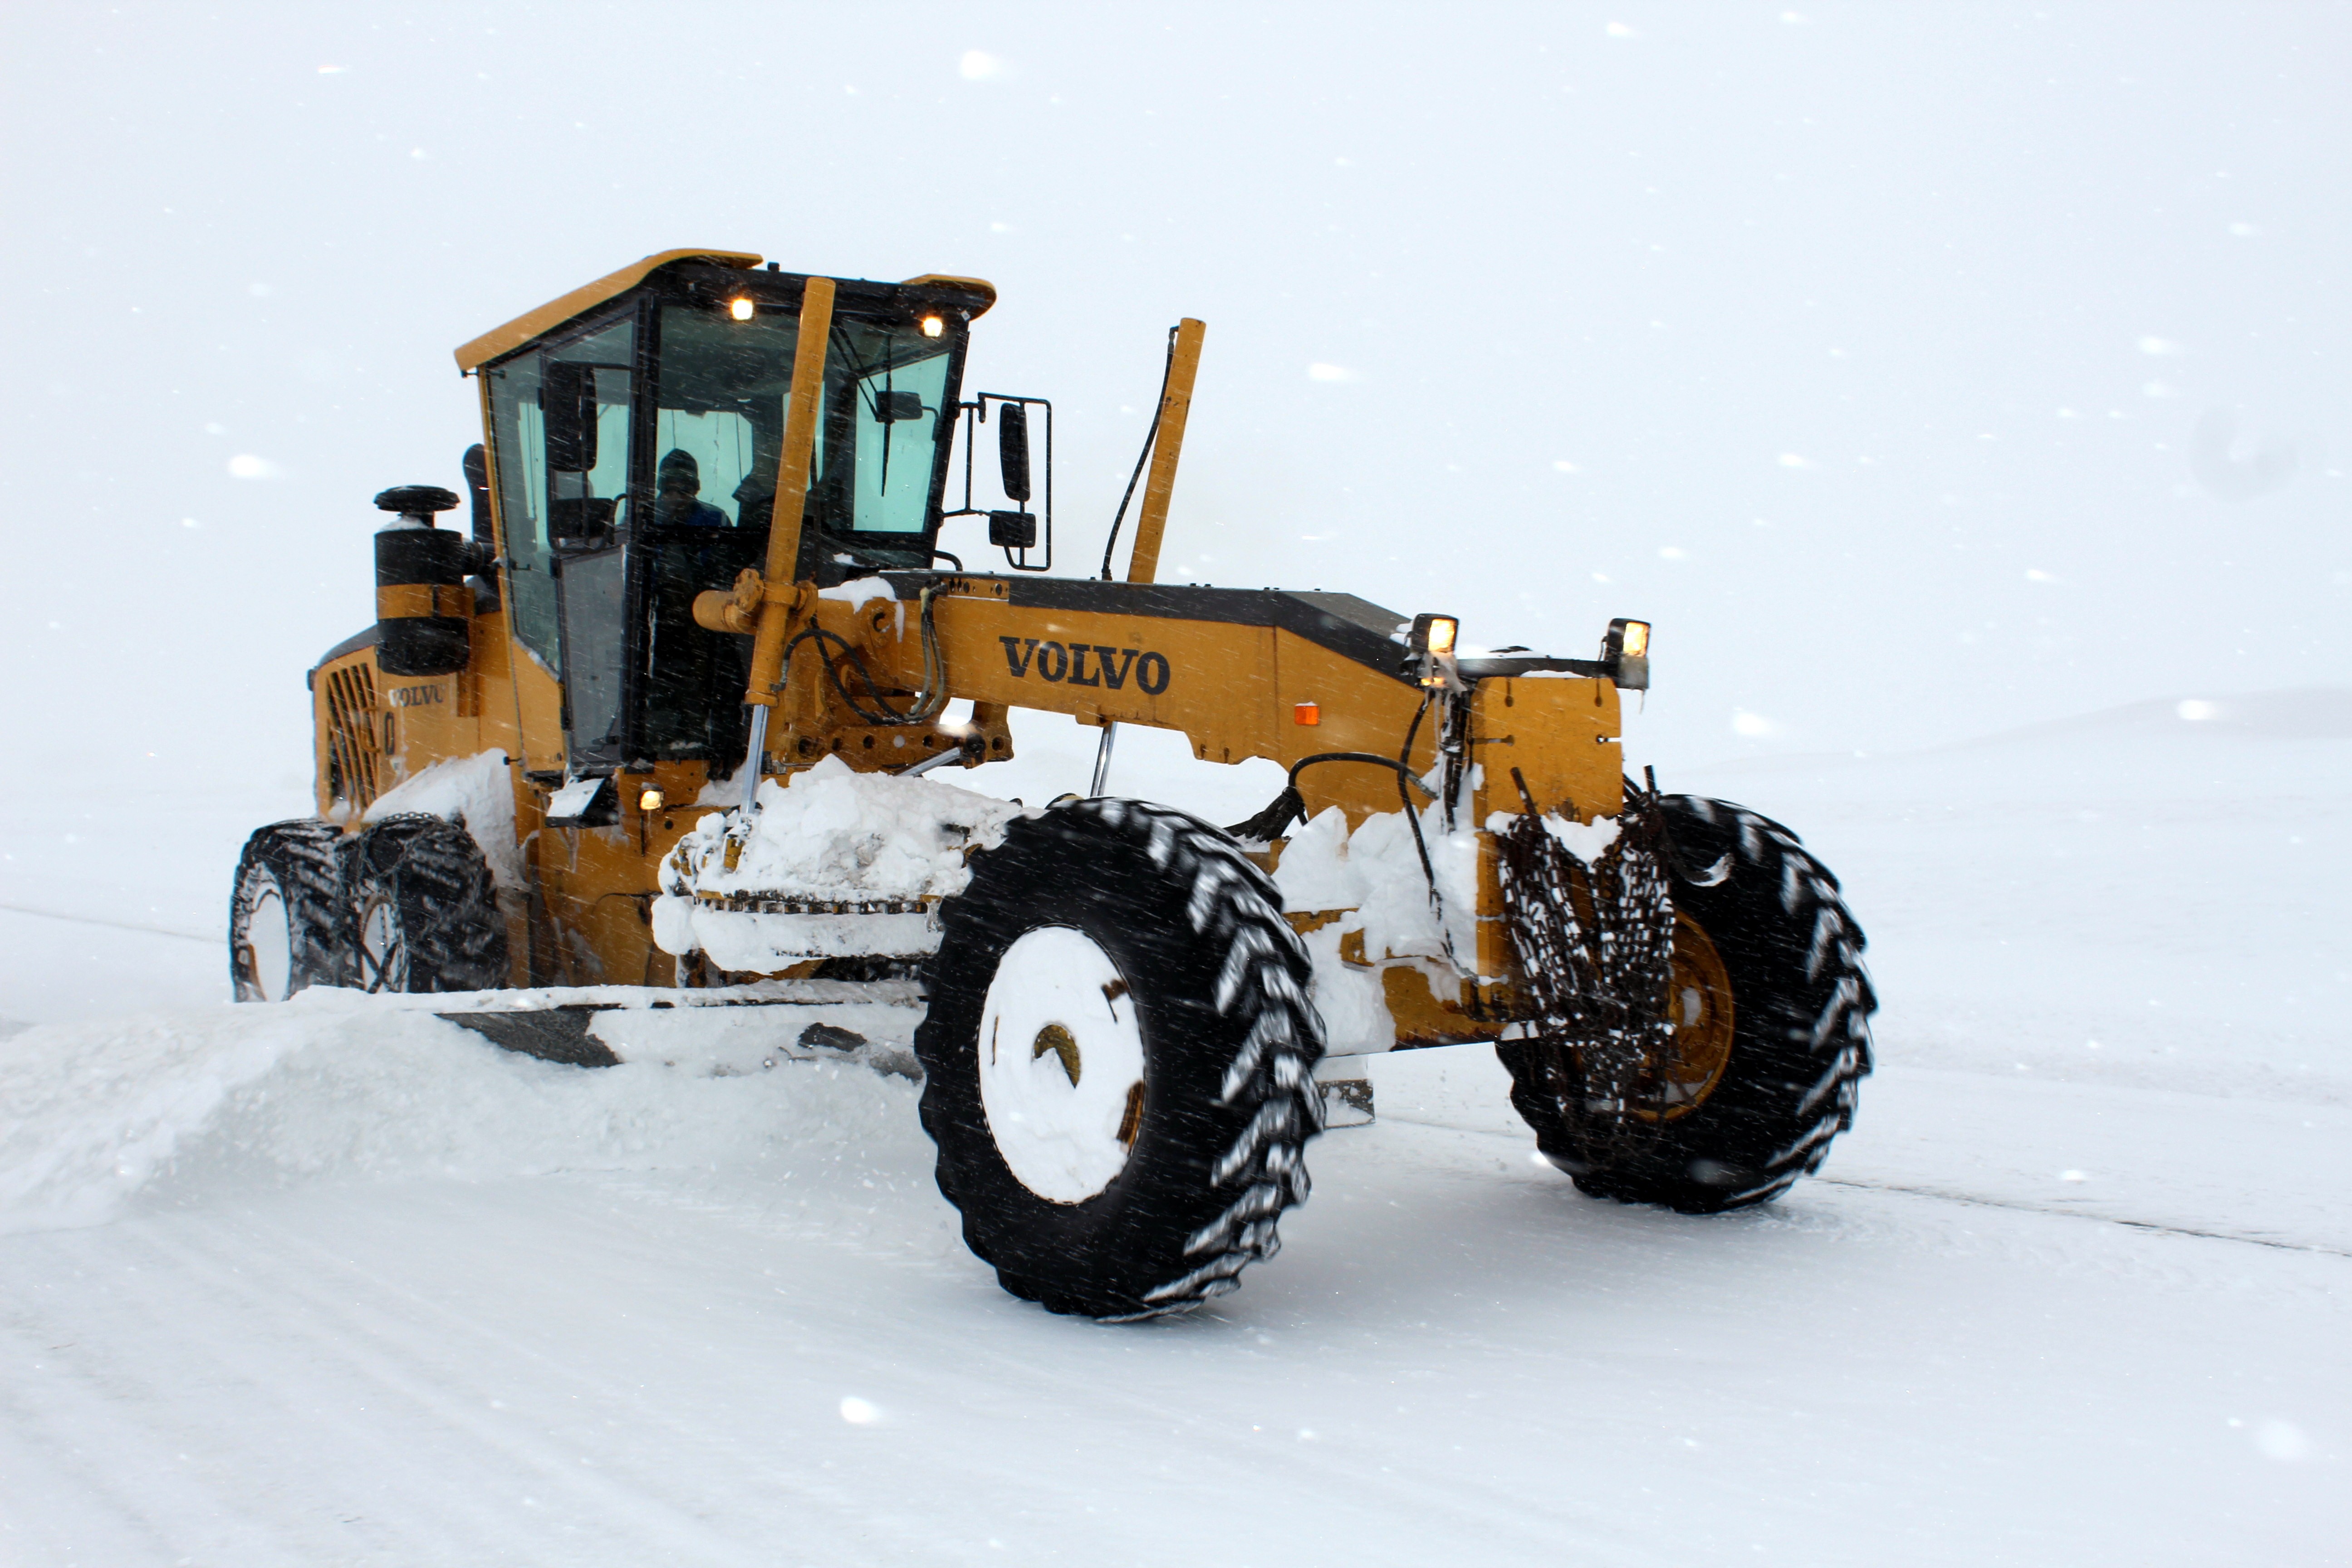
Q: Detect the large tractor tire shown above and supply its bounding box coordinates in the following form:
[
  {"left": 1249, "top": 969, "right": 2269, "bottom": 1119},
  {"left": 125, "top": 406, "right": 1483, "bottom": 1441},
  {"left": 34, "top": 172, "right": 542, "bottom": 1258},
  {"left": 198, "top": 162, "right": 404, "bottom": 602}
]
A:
[
  {"left": 915, "top": 798, "right": 1326, "bottom": 1320},
  {"left": 229, "top": 819, "right": 354, "bottom": 1001},
  {"left": 349, "top": 813, "right": 509, "bottom": 994},
  {"left": 1499, "top": 795, "right": 1874, "bottom": 1213}
]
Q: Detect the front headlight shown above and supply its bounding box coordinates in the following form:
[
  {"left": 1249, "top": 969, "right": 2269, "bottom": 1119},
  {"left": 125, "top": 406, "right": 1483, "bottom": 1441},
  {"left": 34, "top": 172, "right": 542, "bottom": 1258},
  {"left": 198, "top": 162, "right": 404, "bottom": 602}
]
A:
[
  {"left": 1408, "top": 612, "right": 1459, "bottom": 657},
  {"left": 1605, "top": 617, "right": 1651, "bottom": 691}
]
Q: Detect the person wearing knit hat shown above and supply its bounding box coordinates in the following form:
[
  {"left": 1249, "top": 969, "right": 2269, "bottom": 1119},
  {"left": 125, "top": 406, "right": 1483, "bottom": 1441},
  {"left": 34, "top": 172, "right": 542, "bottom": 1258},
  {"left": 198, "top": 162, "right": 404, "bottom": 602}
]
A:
[{"left": 655, "top": 448, "right": 728, "bottom": 527}]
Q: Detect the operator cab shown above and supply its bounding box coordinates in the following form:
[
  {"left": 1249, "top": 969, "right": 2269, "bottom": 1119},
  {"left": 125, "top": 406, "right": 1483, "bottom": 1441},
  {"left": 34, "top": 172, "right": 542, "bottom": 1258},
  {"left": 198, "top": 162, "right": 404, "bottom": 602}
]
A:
[{"left": 461, "top": 254, "right": 993, "bottom": 775}]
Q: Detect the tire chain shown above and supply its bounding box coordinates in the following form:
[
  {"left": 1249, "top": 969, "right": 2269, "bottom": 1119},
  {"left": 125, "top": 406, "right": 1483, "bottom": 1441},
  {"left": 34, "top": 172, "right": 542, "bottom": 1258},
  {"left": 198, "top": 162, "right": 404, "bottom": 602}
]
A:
[
  {"left": 1494, "top": 795, "right": 1677, "bottom": 1137},
  {"left": 1068, "top": 798, "right": 1328, "bottom": 1317},
  {"left": 352, "top": 813, "right": 508, "bottom": 993}
]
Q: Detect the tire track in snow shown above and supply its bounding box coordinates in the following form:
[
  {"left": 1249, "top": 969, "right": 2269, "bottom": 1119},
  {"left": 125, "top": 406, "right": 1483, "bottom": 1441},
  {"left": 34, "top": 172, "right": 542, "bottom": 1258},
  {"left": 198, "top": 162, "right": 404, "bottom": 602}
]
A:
[
  {"left": 1374, "top": 1109, "right": 2352, "bottom": 1261},
  {"left": 1811, "top": 1176, "right": 2352, "bottom": 1260},
  {"left": 0, "top": 901, "right": 215, "bottom": 943}
]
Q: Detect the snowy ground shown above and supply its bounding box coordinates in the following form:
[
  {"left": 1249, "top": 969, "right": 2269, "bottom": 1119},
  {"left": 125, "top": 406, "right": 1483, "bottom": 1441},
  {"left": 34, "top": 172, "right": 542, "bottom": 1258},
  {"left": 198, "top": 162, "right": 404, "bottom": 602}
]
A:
[{"left": 2, "top": 696, "right": 2347, "bottom": 1565}]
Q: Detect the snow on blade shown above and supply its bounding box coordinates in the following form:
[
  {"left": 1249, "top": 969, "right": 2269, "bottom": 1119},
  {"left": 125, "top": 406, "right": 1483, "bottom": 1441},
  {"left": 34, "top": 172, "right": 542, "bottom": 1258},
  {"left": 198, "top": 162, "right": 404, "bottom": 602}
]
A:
[{"left": 654, "top": 756, "right": 1030, "bottom": 972}]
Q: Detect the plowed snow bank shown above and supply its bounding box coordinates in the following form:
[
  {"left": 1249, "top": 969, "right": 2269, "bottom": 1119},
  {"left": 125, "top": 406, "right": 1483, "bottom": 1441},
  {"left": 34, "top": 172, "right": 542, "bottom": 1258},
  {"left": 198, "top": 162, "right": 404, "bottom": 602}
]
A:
[{"left": 0, "top": 997, "right": 926, "bottom": 1235}]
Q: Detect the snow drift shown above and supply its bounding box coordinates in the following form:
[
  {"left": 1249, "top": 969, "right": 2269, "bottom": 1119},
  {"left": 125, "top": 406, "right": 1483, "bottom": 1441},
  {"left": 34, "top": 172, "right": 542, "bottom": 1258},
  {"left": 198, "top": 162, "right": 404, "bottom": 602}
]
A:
[{"left": 0, "top": 992, "right": 929, "bottom": 1236}]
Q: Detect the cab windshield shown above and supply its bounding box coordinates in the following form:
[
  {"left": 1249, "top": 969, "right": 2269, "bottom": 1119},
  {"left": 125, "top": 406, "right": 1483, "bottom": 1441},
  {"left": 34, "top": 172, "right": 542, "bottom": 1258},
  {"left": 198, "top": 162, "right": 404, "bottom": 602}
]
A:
[{"left": 650, "top": 304, "right": 957, "bottom": 561}]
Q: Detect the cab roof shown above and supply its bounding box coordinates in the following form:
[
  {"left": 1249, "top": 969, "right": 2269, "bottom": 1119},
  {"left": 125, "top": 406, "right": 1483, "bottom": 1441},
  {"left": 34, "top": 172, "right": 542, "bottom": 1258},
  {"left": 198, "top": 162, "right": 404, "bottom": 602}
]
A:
[{"left": 452, "top": 249, "right": 997, "bottom": 373}]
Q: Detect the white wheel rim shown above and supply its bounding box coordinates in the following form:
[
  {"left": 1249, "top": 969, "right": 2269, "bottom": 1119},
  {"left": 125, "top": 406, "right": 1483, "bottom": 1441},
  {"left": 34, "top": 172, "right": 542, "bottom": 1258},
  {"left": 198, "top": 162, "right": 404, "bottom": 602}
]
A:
[
  {"left": 357, "top": 892, "right": 405, "bottom": 994},
  {"left": 978, "top": 926, "right": 1147, "bottom": 1204},
  {"left": 244, "top": 877, "right": 294, "bottom": 1001}
]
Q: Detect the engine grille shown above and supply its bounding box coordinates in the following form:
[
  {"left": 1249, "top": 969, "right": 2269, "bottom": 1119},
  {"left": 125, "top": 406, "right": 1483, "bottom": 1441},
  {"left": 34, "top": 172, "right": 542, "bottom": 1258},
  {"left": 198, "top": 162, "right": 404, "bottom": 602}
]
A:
[{"left": 322, "top": 662, "right": 383, "bottom": 810}]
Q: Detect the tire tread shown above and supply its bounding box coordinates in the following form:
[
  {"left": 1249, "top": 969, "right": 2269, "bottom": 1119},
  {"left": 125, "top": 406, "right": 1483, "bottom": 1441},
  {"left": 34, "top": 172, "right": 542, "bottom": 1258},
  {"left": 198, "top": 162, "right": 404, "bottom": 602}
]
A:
[
  {"left": 1500, "top": 794, "right": 1874, "bottom": 1214},
  {"left": 229, "top": 818, "right": 353, "bottom": 999},
  {"left": 353, "top": 813, "right": 508, "bottom": 992},
  {"left": 917, "top": 797, "right": 1324, "bottom": 1319}
]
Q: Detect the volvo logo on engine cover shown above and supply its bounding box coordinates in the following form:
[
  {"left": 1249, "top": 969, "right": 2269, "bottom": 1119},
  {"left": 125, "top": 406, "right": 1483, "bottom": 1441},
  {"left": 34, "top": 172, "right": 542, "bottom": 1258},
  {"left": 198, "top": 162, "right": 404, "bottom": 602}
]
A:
[
  {"left": 1000, "top": 637, "right": 1170, "bottom": 695},
  {"left": 387, "top": 683, "right": 446, "bottom": 708}
]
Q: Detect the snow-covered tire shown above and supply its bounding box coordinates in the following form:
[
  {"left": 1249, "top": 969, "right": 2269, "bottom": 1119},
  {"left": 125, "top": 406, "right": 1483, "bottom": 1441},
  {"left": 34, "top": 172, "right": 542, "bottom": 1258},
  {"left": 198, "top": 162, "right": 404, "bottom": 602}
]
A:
[
  {"left": 1499, "top": 795, "right": 1875, "bottom": 1213},
  {"left": 915, "top": 798, "right": 1326, "bottom": 1320},
  {"left": 349, "top": 813, "right": 509, "bottom": 993},
  {"left": 229, "top": 819, "right": 353, "bottom": 1001}
]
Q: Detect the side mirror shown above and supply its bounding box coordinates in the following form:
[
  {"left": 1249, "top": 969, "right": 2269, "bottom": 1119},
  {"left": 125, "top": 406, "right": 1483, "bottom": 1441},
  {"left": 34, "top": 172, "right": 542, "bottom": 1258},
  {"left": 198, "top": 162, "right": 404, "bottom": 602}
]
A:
[
  {"left": 943, "top": 393, "right": 1051, "bottom": 570},
  {"left": 873, "top": 389, "right": 927, "bottom": 423},
  {"left": 461, "top": 443, "right": 494, "bottom": 549},
  {"left": 543, "top": 363, "right": 598, "bottom": 473},
  {"left": 988, "top": 510, "right": 1038, "bottom": 549},
  {"left": 997, "top": 401, "right": 1031, "bottom": 504},
  {"left": 548, "top": 496, "right": 617, "bottom": 543}
]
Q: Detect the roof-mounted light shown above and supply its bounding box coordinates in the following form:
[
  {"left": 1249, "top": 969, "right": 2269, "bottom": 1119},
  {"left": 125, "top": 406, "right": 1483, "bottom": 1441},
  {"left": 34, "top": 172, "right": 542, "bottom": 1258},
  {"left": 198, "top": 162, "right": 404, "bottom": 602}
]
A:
[
  {"left": 728, "top": 296, "right": 755, "bottom": 322},
  {"left": 1604, "top": 618, "right": 1651, "bottom": 691},
  {"left": 1408, "top": 613, "right": 1461, "bottom": 688}
]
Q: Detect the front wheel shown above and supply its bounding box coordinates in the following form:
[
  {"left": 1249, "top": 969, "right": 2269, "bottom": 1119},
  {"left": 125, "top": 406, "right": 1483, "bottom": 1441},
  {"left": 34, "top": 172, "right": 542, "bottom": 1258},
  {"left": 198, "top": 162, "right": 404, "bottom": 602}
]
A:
[
  {"left": 1499, "top": 794, "right": 1875, "bottom": 1212},
  {"left": 915, "top": 798, "right": 1326, "bottom": 1319}
]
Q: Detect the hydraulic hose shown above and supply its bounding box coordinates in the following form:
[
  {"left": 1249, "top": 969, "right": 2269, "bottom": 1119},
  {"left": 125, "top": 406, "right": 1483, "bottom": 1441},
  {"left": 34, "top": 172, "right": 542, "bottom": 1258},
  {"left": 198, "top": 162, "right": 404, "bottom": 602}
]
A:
[
  {"left": 1098, "top": 329, "right": 1177, "bottom": 580},
  {"left": 772, "top": 587, "right": 948, "bottom": 731}
]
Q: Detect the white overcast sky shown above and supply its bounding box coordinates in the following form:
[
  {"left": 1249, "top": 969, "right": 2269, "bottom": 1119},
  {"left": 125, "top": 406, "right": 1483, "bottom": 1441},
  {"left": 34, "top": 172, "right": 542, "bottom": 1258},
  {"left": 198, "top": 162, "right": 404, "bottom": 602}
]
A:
[{"left": 3, "top": 2, "right": 2346, "bottom": 779}]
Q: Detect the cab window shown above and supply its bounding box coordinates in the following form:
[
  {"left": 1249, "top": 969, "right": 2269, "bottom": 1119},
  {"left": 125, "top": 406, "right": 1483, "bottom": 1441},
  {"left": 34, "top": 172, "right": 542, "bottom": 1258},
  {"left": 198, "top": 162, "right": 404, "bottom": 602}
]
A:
[
  {"left": 843, "top": 341, "right": 951, "bottom": 535},
  {"left": 484, "top": 313, "right": 637, "bottom": 676},
  {"left": 650, "top": 304, "right": 813, "bottom": 536}
]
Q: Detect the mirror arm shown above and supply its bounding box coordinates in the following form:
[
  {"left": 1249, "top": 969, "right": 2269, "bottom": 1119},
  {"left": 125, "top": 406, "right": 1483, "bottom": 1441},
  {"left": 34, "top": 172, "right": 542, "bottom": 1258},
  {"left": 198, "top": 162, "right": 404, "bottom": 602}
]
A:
[
  {"left": 977, "top": 393, "right": 1052, "bottom": 573},
  {"left": 935, "top": 396, "right": 1055, "bottom": 572}
]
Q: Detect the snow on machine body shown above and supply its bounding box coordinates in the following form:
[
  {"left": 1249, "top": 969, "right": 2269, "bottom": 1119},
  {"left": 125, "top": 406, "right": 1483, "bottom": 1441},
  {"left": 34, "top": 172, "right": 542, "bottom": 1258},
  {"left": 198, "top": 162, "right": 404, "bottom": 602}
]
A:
[{"left": 230, "top": 250, "right": 1875, "bottom": 1318}]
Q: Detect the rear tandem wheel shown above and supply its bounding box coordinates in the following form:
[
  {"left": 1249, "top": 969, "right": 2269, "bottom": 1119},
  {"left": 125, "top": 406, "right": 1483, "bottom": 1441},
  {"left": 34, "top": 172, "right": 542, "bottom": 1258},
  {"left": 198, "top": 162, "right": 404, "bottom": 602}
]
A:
[
  {"left": 229, "top": 819, "right": 353, "bottom": 1001},
  {"left": 349, "top": 813, "right": 508, "bottom": 994}
]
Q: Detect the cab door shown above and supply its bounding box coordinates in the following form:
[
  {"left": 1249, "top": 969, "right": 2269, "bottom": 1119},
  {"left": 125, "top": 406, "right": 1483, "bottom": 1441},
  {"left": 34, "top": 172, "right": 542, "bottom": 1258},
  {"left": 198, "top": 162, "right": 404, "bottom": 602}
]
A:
[
  {"left": 483, "top": 306, "right": 643, "bottom": 779},
  {"left": 540, "top": 314, "right": 639, "bottom": 774}
]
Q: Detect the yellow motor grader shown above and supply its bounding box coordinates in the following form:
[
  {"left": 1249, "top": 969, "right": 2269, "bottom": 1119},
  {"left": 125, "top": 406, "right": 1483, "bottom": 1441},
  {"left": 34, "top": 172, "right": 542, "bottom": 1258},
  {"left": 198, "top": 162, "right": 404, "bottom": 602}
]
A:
[{"left": 230, "top": 249, "right": 1874, "bottom": 1318}]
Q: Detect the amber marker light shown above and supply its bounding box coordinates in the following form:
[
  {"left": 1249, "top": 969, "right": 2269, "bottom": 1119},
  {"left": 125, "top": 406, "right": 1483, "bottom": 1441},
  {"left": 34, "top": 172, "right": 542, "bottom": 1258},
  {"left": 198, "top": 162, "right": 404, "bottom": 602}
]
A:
[
  {"left": 1294, "top": 702, "right": 1320, "bottom": 726},
  {"left": 1620, "top": 620, "right": 1650, "bottom": 659},
  {"left": 729, "top": 297, "right": 755, "bottom": 321},
  {"left": 639, "top": 787, "right": 666, "bottom": 813},
  {"left": 920, "top": 314, "right": 945, "bottom": 338}
]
